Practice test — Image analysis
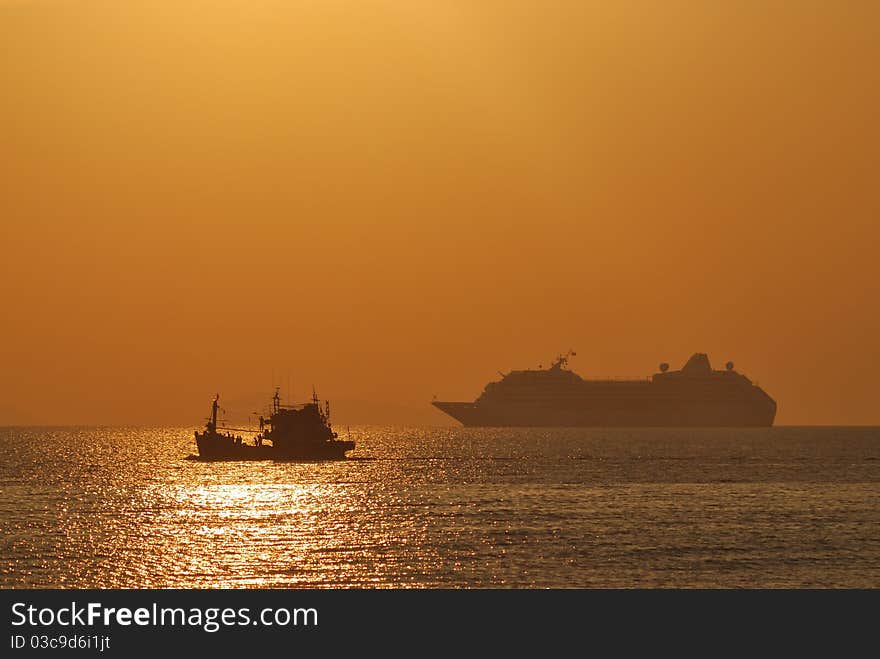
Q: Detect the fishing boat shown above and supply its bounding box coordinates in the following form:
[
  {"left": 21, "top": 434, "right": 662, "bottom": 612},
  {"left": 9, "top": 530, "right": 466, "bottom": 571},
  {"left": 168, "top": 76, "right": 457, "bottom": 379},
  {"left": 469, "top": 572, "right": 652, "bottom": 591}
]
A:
[{"left": 195, "top": 389, "right": 355, "bottom": 460}]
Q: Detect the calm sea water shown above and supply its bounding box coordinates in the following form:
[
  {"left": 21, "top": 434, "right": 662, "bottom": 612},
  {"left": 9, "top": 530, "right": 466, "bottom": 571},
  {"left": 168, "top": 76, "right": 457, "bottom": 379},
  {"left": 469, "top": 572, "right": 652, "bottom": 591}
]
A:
[{"left": 1, "top": 426, "right": 878, "bottom": 588}]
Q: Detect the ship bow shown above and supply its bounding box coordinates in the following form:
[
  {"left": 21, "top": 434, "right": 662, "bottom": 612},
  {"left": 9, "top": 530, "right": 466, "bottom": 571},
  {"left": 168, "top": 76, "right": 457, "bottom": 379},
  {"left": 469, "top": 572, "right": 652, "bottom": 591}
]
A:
[{"left": 432, "top": 401, "right": 481, "bottom": 426}]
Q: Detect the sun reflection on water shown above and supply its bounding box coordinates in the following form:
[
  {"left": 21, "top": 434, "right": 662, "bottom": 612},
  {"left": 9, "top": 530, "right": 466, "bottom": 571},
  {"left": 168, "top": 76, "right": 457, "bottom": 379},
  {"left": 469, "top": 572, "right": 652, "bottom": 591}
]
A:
[
  {"left": 2, "top": 426, "right": 879, "bottom": 588},
  {"left": 135, "top": 478, "right": 439, "bottom": 588}
]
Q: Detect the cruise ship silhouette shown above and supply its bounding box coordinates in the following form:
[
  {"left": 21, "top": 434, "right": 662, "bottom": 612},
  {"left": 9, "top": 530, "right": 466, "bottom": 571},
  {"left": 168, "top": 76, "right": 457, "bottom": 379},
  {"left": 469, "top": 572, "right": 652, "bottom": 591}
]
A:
[{"left": 432, "top": 351, "right": 776, "bottom": 427}]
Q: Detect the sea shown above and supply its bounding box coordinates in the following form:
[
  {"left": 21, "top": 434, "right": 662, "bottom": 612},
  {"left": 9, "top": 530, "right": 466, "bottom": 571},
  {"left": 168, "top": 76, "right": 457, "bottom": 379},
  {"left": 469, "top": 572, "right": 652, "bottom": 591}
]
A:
[{"left": 2, "top": 426, "right": 878, "bottom": 589}]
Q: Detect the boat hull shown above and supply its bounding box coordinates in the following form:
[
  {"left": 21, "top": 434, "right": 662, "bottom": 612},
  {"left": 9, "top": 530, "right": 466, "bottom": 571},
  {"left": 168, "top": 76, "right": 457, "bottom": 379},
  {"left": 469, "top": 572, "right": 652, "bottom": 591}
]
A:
[{"left": 195, "top": 432, "right": 355, "bottom": 461}]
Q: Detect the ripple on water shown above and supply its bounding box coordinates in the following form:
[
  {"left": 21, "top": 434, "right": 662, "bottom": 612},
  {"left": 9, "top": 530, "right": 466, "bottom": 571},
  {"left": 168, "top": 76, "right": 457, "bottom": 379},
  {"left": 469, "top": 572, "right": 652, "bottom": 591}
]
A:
[{"left": 1, "top": 426, "right": 879, "bottom": 587}]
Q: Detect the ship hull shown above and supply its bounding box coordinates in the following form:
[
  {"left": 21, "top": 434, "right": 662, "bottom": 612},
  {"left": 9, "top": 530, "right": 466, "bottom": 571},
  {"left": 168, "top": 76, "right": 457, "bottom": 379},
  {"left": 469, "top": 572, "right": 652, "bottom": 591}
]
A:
[
  {"left": 195, "top": 433, "right": 354, "bottom": 461},
  {"left": 432, "top": 398, "right": 776, "bottom": 427}
]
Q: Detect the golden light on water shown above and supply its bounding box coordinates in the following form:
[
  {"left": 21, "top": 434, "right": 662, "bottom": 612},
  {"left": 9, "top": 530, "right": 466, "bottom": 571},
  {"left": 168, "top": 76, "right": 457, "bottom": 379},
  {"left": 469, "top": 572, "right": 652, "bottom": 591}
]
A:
[
  {"left": 141, "top": 467, "right": 442, "bottom": 588},
  {"left": 2, "top": 427, "right": 879, "bottom": 588}
]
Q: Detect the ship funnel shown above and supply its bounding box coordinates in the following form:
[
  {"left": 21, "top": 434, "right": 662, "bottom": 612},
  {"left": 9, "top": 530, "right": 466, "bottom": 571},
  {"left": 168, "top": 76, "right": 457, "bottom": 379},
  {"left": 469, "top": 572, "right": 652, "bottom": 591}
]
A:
[{"left": 682, "top": 353, "right": 712, "bottom": 374}]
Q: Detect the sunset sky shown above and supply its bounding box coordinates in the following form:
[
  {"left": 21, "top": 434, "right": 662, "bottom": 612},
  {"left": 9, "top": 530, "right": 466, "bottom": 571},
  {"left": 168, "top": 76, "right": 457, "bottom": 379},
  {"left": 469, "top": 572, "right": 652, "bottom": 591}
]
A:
[{"left": 1, "top": 1, "right": 878, "bottom": 425}]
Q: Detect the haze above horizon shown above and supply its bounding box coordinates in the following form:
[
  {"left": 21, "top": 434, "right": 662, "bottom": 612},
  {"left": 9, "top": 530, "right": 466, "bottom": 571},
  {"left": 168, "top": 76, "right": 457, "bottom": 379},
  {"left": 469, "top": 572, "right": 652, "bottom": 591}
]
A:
[{"left": 2, "top": 2, "right": 878, "bottom": 425}]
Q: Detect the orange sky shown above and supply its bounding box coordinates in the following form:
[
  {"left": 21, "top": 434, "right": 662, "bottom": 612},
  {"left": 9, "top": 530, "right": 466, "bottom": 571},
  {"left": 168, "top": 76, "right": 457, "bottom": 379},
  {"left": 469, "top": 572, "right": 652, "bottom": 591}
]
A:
[{"left": 1, "top": 1, "right": 878, "bottom": 425}]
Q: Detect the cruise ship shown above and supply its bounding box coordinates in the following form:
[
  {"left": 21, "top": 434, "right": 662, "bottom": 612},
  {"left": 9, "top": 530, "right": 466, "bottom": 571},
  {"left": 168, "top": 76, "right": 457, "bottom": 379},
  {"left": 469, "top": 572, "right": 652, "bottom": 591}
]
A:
[{"left": 432, "top": 351, "right": 776, "bottom": 427}]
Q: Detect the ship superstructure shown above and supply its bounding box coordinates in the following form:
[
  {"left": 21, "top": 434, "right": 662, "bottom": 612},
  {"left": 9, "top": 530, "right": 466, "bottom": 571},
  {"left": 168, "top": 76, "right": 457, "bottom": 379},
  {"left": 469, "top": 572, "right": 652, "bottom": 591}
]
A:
[{"left": 432, "top": 351, "right": 776, "bottom": 427}]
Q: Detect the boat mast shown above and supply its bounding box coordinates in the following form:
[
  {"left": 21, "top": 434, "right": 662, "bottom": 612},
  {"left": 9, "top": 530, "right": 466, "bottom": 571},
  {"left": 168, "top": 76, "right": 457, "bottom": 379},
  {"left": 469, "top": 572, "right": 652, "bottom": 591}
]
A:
[{"left": 210, "top": 394, "right": 220, "bottom": 431}]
